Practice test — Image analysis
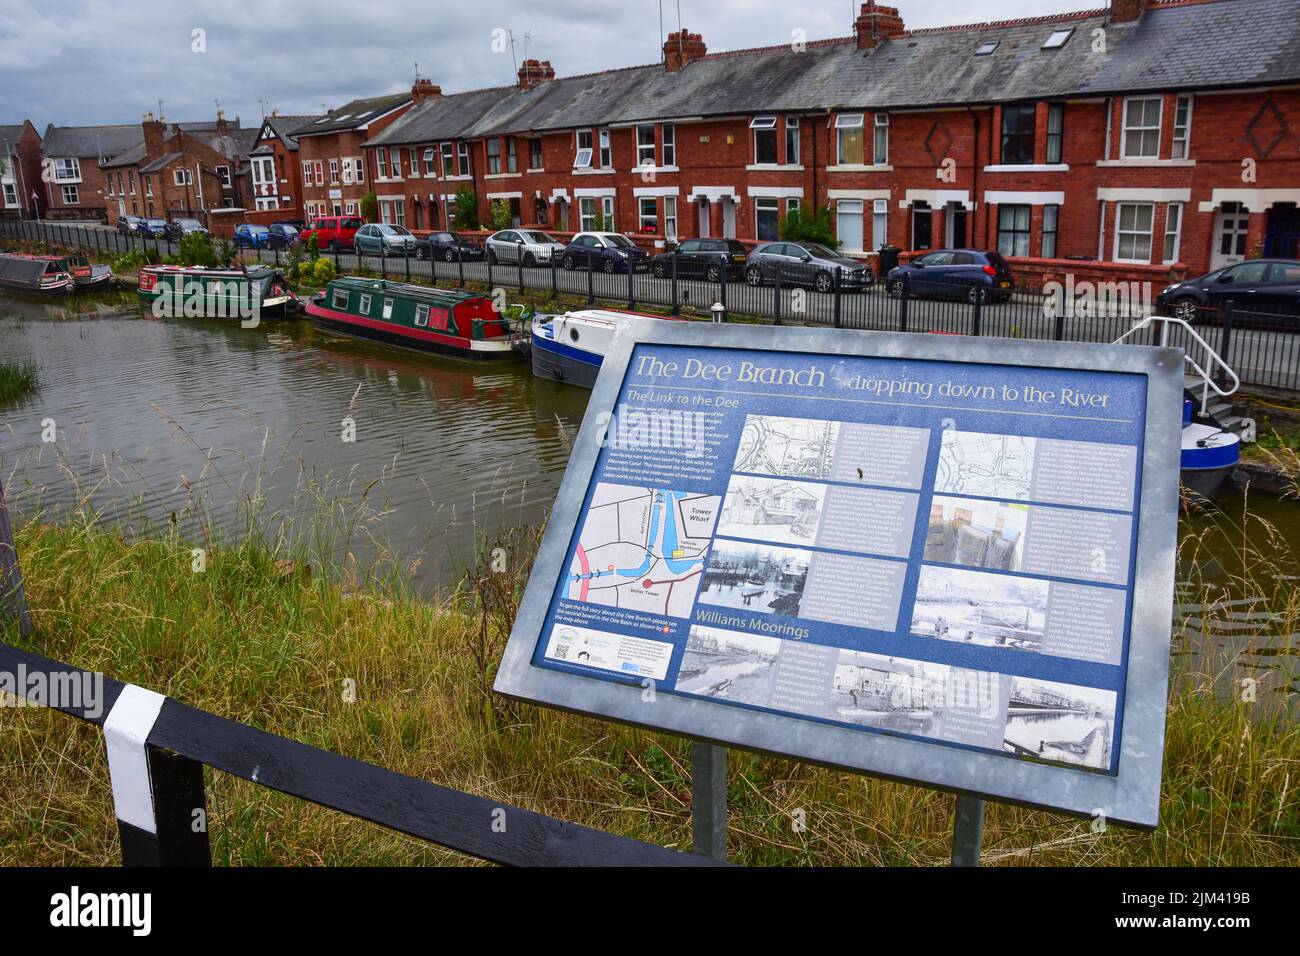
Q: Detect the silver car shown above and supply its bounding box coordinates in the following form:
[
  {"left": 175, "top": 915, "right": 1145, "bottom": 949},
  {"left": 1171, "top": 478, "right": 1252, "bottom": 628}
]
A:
[
  {"left": 485, "top": 229, "right": 566, "bottom": 267},
  {"left": 745, "top": 241, "right": 875, "bottom": 293},
  {"left": 354, "top": 223, "right": 418, "bottom": 257}
]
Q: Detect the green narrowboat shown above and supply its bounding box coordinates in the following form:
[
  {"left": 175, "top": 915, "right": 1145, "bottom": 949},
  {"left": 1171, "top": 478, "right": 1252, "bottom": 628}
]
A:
[
  {"left": 138, "top": 264, "right": 296, "bottom": 320},
  {"left": 305, "top": 277, "right": 522, "bottom": 360}
]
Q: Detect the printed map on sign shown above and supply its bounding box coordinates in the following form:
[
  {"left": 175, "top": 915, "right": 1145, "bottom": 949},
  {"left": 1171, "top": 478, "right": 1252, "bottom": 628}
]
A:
[
  {"left": 734, "top": 415, "right": 839, "bottom": 479},
  {"left": 567, "top": 483, "right": 721, "bottom": 617},
  {"left": 935, "top": 430, "right": 1036, "bottom": 500}
]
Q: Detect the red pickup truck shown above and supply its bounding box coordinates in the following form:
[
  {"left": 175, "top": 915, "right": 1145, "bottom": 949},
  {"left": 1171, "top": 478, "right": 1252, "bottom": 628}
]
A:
[{"left": 299, "top": 216, "right": 363, "bottom": 252}]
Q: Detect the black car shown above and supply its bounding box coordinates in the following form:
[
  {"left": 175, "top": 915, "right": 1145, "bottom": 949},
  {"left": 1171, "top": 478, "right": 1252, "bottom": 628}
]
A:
[
  {"left": 560, "top": 232, "right": 650, "bottom": 274},
  {"left": 416, "top": 231, "right": 484, "bottom": 262},
  {"left": 745, "top": 241, "right": 874, "bottom": 293},
  {"left": 885, "top": 249, "right": 1014, "bottom": 303},
  {"left": 164, "top": 218, "right": 207, "bottom": 240},
  {"left": 267, "top": 223, "right": 299, "bottom": 250},
  {"left": 650, "top": 238, "right": 749, "bottom": 282},
  {"left": 1157, "top": 258, "right": 1300, "bottom": 322},
  {"left": 116, "top": 215, "right": 146, "bottom": 235}
]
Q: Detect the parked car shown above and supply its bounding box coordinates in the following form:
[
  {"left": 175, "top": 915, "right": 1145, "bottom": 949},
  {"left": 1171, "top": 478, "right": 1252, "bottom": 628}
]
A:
[
  {"left": 745, "top": 241, "right": 874, "bottom": 293},
  {"left": 164, "top": 218, "right": 207, "bottom": 240},
  {"left": 267, "top": 223, "right": 299, "bottom": 250},
  {"left": 1157, "top": 258, "right": 1300, "bottom": 322},
  {"left": 354, "top": 223, "right": 418, "bottom": 257},
  {"left": 416, "top": 231, "right": 484, "bottom": 262},
  {"left": 650, "top": 239, "right": 749, "bottom": 282},
  {"left": 233, "top": 224, "right": 272, "bottom": 249},
  {"left": 116, "top": 215, "right": 146, "bottom": 235},
  {"left": 560, "top": 232, "right": 650, "bottom": 274},
  {"left": 299, "top": 216, "right": 362, "bottom": 253},
  {"left": 885, "top": 249, "right": 1014, "bottom": 303},
  {"left": 484, "top": 229, "right": 566, "bottom": 267},
  {"left": 141, "top": 218, "right": 168, "bottom": 238}
]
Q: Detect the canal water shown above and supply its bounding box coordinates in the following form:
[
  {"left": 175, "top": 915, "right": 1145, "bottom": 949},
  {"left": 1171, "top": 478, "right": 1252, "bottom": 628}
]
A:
[
  {"left": 0, "top": 291, "right": 1295, "bottom": 713},
  {"left": 0, "top": 292, "right": 588, "bottom": 590}
]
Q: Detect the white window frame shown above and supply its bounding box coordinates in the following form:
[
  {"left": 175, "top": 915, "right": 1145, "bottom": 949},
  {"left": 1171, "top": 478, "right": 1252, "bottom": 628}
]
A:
[
  {"left": 332, "top": 289, "right": 350, "bottom": 310},
  {"left": 423, "top": 147, "right": 437, "bottom": 177},
  {"left": 442, "top": 142, "right": 455, "bottom": 179},
  {"left": 750, "top": 116, "right": 778, "bottom": 165},
  {"left": 314, "top": 160, "right": 324, "bottom": 184},
  {"left": 601, "top": 195, "right": 615, "bottom": 231},
  {"left": 1114, "top": 201, "right": 1155, "bottom": 263},
  {"left": 345, "top": 202, "right": 357, "bottom": 216},
  {"left": 636, "top": 125, "right": 656, "bottom": 168},
  {"left": 414, "top": 304, "right": 430, "bottom": 327},
  {"left": 1171, "top": 95, "right": 1193, "bottom": 160},
  {"left": 328, "top": 159, "right": 338, "bottom": 184},
  {"left": 302, "top": 160, "right": 313, "bottom": 186},
  {"left": 575, "top": 129, "right": 594, "bottom": 170},
  {"left": 172, "top": 169, "right": 193, "bottom": 187},
  {"left": 598, "top": 129, "right": 611, "bottom": 168},
  {"left": 664, "top": 195, "right": 677, "bottom": 241},
  {"left": 457, "top": 142, "right": 470, "bottom": 176},
  {"left": 638, "top": 196, "right": 658, "bottom": 232},
  {"left": 579, "top": 196, "right": 596, "bottom": 231},
  {"left": 54, "top": 157, "right": 80, "bottom": 182},
  {"left": 409, "top": 147, "right": 421, "bottom": 177},
  {"left": 1121, "top": 96, "right": 1162, "bottom": 160},
  {"left": 785, "top": 117, "right": 800, "bottom": 166},
  {"left": 359, "top": 294, "right": 372, "bottom": 314},
  {"left": 1042, "top": 204, "right": 1060, "bottom": 259},
  {"left": 376, "top": 150, "right": 388, "bottom": 179},
  {"left": 2, "top": 182, "right": 17, "bottom": 207},
  {"left": 873, "top": 113, "right": 889, "bottom": 165},
  {"left": 836, "top": 199, "right": 865, "bottom": 253},
  {"left": 214, "top": 165, "right": 230, "bottom": 188},
  {"left": 129, "top": 171, "right": 137, "bottom": 194},
  {"left": 662, "top": 125, "right": 676, "bottom": 168},
  {"left": 835, "top": 113, "right": 865, "bottom": 166},
  {"left": 389, "top": 148, "right": 402, "bottom": 180},
  {"left": 872, "top": 198, "right": 888, "bottom": 250},
  {"left": 382, "top": 298, "right": 394, "bottom": 320},
  {"left": 755, "top": 197, "right": 780, "bottom": 242},
  {"left": 1163, "top": 202, "right": 1183, "bottom": 263},
  {"left": 61, "top": 184, "right": 79, "bottom": 205}
]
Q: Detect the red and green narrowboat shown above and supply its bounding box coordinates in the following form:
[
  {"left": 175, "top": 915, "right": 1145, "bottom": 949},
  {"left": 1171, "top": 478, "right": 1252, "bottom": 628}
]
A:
[
  {"left": 0, "top": 253, "right": 73, "bottom": 295},
  {"left": 35, "top": 253, "right": 114, "bottom": 290},
  {"left": 137, "top": 264, "right": 296, "bottom": 320},
  {"left": 305, "top": 277, "right": 523, "bottom": 361}
]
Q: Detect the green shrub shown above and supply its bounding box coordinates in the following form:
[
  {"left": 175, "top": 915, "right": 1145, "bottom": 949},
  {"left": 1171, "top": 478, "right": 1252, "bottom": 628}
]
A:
[
  {"left": 312, "top": 259, "right": 337, "bottom": 284},
  {"left": 489, "top": 199, "right": 513, "bottom": 231},
  {"left": 780, "top": 204, "right": 839, "bottom": 250},
  {"left": 360, "top": 191, "right": 378, "bottom": 223},
  {"left": 455, "top": 189, "right": 480, "bottom": 231},
  {"left": 215, "top": 239, "right": 238, "bottom": 268},
  {"left": 307, "top": 234, "right": 320, "bottom": 263},
  {"left": 178, "top": 231, "right": 218, "bottom": 268},
  {"left": 112, "top": 249, "right": 149, "bottom": 273}
]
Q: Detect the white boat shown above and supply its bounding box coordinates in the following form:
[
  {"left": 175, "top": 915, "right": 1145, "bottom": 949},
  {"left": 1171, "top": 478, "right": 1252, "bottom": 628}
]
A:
[{"left": 530, "top": 308, "right": 678, "bottom": 388}]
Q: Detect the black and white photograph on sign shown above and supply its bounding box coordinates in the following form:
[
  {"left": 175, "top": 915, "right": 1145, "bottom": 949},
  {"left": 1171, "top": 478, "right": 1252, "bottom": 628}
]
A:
[
  {"left": 924, "top": 496, "right": 1028, "bottom": 571},
  {"left": 699, "top": 540, "right": 810, "bottom": 617},
  {"left": 911, "top": 566, "right": 1046, "bottom": 652},
  {"left": 718, "top": 475, "right": 827, "bottom": 546},
  {"left": 935, "top": 430, "right": 1036, "bottom": 501},
  {"left": 733, "top": 414, "right": 839, "bottom": 480},
  {"left": 1003, "top": 677, "right": 1117, "bottom": 771},
  {"left": 832, "top": 650, "right": 948, "bottom": 735},
  {"left": 564, "top": 482, "right": 720, "bottom": 618},
  {"left": 674, "top": 626, "right": 781, "bottom": 704}
]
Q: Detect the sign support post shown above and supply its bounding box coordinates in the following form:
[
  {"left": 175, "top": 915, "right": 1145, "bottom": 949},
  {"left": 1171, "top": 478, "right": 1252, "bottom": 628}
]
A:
[
  {"left": 691, "top": 741, "right": 728, "bottom": 861},
  {"left": 950, "top": 795, "right": 985, "bottom": 867}
]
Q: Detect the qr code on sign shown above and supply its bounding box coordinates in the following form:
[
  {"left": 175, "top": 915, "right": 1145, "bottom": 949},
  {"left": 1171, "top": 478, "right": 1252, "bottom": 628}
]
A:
[{"left": 552, "top": 643, "right": 569, "bottom": 660}]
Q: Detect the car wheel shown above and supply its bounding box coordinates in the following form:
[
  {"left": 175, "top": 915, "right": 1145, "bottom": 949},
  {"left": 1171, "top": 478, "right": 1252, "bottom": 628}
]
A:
[
  {"left": 814, "top": 272, "right": 833, "bottom": 294},
  {"left": 887, "top": 278, "right": 906, "bottom": 299},
  {"left": 705, "top": 265, "right": 722, "bottom": 283},
  {"left": 444, "top": 249, "right": 456, "bottom": 263},
  {"left": 745, "top": 266, "right": 764, "bottom": 287},
  {"left": 1170, "top": 297, "right": 1201, "bottom": 323},
  {"left": 603, "top": 258, "right": 616, "bottom": 275},
  {"left": 967, "top": 285, "right": 987, "bottom": 305},
  {"left": 523, "top": 253, "right": 536, "bottom": 268},
  {"left": 652, "top": 262, "right": 668, "bottom": 279},
  {"left": 563, "top": 255, "right": 576, "bottom": 272}
]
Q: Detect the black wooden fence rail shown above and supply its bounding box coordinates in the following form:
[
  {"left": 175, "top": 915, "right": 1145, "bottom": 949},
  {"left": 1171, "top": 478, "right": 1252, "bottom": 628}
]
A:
[{"left": 0, "top": 480, "right": 719, "bottom": 868}]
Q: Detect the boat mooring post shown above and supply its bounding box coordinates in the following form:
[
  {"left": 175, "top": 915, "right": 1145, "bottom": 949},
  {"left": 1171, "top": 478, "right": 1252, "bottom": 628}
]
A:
[
  {"left": 691, "top": 741, "right": 728, "bottom": 862},
  {"left": 950, "top": 795, "right": 985, "bottom": 867}
]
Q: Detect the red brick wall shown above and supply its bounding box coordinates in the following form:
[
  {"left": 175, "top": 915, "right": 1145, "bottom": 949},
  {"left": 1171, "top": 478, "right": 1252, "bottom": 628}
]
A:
[{"left": 298, "top": 104, "right": 413, "bottom": 222}]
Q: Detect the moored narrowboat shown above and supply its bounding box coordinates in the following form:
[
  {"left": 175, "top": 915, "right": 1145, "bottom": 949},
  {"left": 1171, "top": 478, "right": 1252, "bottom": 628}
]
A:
[
  {"left": 531, "top": 308, "right": 680, "bottom": 388},
  {"left": 37, "top": 253, "right": 114, "bottom": 290},
  {"left": 0, "top": 253, "right": 73, "bottom": 295},
  {"left": 305, "top": 277, "right": 523, "bottom": 361},
  {"left": 138, "top": 264, "right": 296, "bottom": 320}
]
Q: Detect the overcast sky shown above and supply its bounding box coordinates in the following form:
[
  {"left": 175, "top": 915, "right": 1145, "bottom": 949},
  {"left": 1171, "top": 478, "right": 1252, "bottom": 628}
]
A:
[{"left": 0, "top": 0, "right": 1092, "bottom": 130}]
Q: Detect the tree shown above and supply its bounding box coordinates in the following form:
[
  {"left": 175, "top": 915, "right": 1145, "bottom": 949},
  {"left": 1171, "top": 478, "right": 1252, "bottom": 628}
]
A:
[
  {"left": 177, "top": 231, "right": 217, "bottom": 267},
  {"left": 455, "top": 189, "right": 480, "bottom": 231},
  {"left": 489, "top": 199, "right": 512, "bottom": 231},
  {"left": 360, "top": 191, "right": 379, "bottom": 223},
  {"left": 780, "top": 204, "right": 839, "bottom": 250}
]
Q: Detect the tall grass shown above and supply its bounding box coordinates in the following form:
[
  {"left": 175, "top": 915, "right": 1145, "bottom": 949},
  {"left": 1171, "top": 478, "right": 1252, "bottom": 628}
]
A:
[{"left": 0, "top": 359, "right": 38, "bottom": 402}]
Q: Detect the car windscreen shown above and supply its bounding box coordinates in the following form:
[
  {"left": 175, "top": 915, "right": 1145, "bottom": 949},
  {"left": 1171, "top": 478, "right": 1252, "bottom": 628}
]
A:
[
  {"left": 147, "top": 219, "right": 166, "bottom": 227},
  {"left": 605, "top": 235, "right": 636, "bottom": 248},
  {"left": 802, "top": 243, "right": 838, "bottom": 259},
  {"left": 523, "top": 232, "right": 555, "bottom": 243},
  {"left": 178, "top": 220, "right": 202, "bottom": 228},
  {"left": 435, "top": 233, "right": 455, "bottom": 242},
  {"left": 389, "top": 227, "right": 413, "bottom": 236},
  {"left": 247, "top": 226, "right": 268, "bottom": 234}
]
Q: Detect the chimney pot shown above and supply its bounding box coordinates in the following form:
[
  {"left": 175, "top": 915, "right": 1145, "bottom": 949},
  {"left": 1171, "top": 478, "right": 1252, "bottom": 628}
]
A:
[
  {"left": 518, "top": 58, "right": 557, "bottom": 90},
  {"left": 855, "top": 1, "right": 906, "bottom": 50},
  {"left": 664, "top": 29, "right": 708, "bottom": 72},
  {"left": 1109, "top": 0, "right": 1148, "bottom": 23}
]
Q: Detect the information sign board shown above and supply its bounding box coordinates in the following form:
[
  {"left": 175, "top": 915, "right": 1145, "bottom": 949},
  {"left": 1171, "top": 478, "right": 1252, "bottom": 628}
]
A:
[{"left": 496, "top": 322, "right": 1183, "bottom": 828}]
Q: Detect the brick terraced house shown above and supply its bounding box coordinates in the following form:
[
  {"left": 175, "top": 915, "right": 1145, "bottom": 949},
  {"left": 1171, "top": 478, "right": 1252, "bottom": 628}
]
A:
[
  {"left": 292, "top": 89, "right": 421, "bottom": 222},
  {"left": 248, "top": 112, "right": 323, "bottom": 214},
  {"left": 40, "top": 124, "right": 150, "bottom": 221},
  {"left": 0, "top": 121, "right": 43, "bottom": 220},
  {"left": 99, "top": 113, "right": 257, "bottom": 227},
  {"left": 361, "top": 0, "right": 1300, "bottom": 283}
]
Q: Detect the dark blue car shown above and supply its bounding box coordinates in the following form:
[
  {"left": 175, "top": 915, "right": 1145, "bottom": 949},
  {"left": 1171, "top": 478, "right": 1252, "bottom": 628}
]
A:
[
  {"left": 267, "top": 223, "right": 299, "bottom": 250},
  {"left": 141, "top": 218, "right": 168, "bottom": 238},
  {"left": 233, "top": 224, "right": 272, "bottom": 249},
  {"left": 886, "top": 249, "right": 1015, "bottom": 303},
  {"left": 560, "top": 232, "right": 649, "bottom": 274}
]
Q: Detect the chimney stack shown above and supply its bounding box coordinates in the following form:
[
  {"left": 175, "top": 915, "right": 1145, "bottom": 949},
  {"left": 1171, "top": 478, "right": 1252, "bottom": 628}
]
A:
[
  {"left": 517, "top": 59, "right": 556, "bottom": 90},
  {"left": 142, "top": 112, "right": 166, "bottom": 159},
  {"left": 1109, "top": 0, "right": 1149, "bottom": 23},
  {"left": 412, "top": 78, "right": 443, "bottom": 100},
  {"left": 664, "top": 29, "right": 707, "bottom": 72},
  {"left": 216, "top": 109, "right": 229, "bottom": 137},
  {"left": 855, "top": 1, "right": 906, "bottom": 50}
]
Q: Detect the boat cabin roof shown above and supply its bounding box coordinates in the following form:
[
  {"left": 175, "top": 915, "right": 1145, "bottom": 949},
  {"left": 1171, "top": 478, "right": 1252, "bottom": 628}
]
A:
[
  {"left": 556, "top": 308, "right": 677, "bottom": 328},
  {"left": 329, "top": 276, "right": 490, "bottom": 308},
  {"left": 0, "top": 254, "right": 67, "bottom": 282}
]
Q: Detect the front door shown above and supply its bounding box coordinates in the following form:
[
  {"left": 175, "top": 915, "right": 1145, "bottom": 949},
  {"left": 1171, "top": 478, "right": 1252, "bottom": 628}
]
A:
[
  {"left": 698, "top": 199, "right": 712, "bottom": 238},
  {"left": 722, "top": 199, "right": 736, "bottom": 240},
  {"left": 1210, "top": 202, "right": 1250, "bottom": 271},
  {"left": 946, "top": 204, "right": 967, "bottom": 248}
]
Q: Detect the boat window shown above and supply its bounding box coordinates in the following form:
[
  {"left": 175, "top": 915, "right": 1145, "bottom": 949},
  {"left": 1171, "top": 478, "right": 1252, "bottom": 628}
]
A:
[
  {"left": 569, "top": 327, "right": 580, "bottom": 342},
  {"left": 383, "top": 298, "right": 394, "bottom": 319},
  {"left": 415, "top": 304, "right": 430, "bottom": 327},
  {"left": 332, "top": 289, "right": 349, "bottom": 309},
  {"left": 359, "top": 294, "right": 371, "bottom": 314}
]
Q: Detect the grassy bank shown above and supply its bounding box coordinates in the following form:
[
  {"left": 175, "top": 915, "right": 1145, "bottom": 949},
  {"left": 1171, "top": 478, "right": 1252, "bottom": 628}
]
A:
[
  {"left": 0, "top": 358, "right": 38, "bottom": 402},
  {"left": 1, "top": 515, "right": 1296, "bottom": 867}
]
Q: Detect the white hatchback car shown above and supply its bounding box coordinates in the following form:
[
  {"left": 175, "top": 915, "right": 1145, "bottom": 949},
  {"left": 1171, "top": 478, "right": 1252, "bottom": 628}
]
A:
[{"left": 485, "top": 229, "right": 566, "bottom": 267}]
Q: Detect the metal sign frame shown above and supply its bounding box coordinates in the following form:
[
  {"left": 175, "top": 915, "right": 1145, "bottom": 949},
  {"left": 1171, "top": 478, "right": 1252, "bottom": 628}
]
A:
[{"left": 495, "top": 321, "right": 1183, "bottom": 829}]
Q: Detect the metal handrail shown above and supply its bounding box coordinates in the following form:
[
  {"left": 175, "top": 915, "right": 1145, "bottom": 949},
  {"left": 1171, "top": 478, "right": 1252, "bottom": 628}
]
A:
[{"left": 1115, "top": 315, "right": 1239, "bottom": 415}]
